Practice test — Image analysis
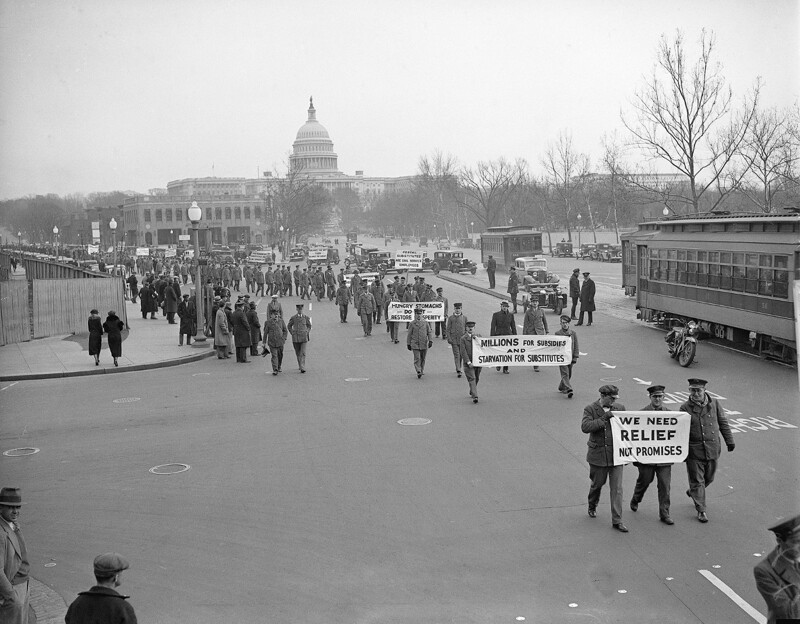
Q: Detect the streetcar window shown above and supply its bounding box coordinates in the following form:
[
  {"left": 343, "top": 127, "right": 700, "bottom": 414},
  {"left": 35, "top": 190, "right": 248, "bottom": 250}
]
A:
[
  {"left": 687, "top": 250, "right": 697, "bottom": 261},
  {"left": 708, "top": 251, "right": 719, "bottom": 263},
  {"left": 720, "top": 265, "right": 732, "bottom": 289},
  {"left": 774, "top": 270, "right": 789, "bottom": 298},
  {"left": 759, "top": 255, "right": 772, "bottom": 267},
  {"left": 708, "top": 264, "right": 720, "bottom": 288},
  {"left": 774, "top": 255, "right": 788, "bottom": 269},
  {"left": 745, "top": 267, "right": 759, "bottom": 294},
  {"left": 758, "top": 269, "right": 774, "bottom": 296},
  {"left": 678, "top": 249, "right": 687, "bottom": 261},
  {"left": 746, "top": 254, "right": 759, "bottom": 266},
  {"left": 733, "top": 253, "right": 745, "bottom": 265},
  {"left": 697, "top": 251, "right": 707, "bottom": 262},
  {"left": 697, "top": 263, "right": 708, "bottom": 286},
  {"left": 720, "top": 252, "right": 732, "bottom": 263},
  {"left": 650, "top": 249, "right": 659, "bottom": 259},
  {"left": 686, "top": 262, "right": 697, "bottom": 285},
  {"left": 678, "top": 261, "right": 687, "bottom": 283},
  {"left": 732, "top": 265, "right": 746, "bottom": 292},
  {"left": 668, "top": 260, "right": 677, "bottom": 282},
  {"left": 667, "top": 249, "right": 677, "bottom": 260}
]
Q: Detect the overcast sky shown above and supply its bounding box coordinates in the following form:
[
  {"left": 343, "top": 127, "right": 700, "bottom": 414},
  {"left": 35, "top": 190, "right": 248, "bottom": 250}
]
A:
[{"left": 0, "top": 0, "right": 797, "bottom": 200}]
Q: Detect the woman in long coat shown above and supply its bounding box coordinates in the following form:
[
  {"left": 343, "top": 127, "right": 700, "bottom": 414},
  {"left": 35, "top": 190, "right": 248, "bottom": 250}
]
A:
[
  {"left": 88, "top": 309, "right": 103, "bottom": 366},
  {"left": 214, "top": 304, "right": 232, "bottom": 359},
  {"left": 102, "top": 310, "right": 125, "bottom": 367}
]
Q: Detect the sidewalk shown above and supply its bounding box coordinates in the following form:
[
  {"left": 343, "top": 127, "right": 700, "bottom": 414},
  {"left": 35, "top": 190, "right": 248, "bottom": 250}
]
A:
[{"left": 0, "top": 294, "right": 216, "bottom": 381}]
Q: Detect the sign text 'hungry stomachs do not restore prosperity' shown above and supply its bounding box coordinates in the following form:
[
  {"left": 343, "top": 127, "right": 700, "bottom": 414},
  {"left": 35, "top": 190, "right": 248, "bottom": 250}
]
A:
[
  {"left": 387, "top": 301, "right": 444, "bottom": 322},
  {"left": 609, "top": 411, "right": 690, "bottom": 465},
  {"left": 471, "top": 335, "right": 572, "bottom": 367}
]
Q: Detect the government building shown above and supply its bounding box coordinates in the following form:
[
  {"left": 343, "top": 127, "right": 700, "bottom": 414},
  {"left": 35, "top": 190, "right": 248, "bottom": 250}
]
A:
[{"left": 118, "top": 97, "right": 413, "bottom": 248}]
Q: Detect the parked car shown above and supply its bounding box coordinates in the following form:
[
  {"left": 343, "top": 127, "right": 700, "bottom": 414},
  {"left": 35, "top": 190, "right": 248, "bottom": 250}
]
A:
[
  {"left": 400, "top": 237, "right": 412, "bottom": 246},
  {"left": 589, "top": 243, "right": 614, "bottom": 262},
  {"left": 418, "top": 236, "right": 428, "bottom": 247},
  {"left": 431, "top": 251, "right": 477, "bottom": 275},
  {"left": 515, "top": 256, "right": 566, "bottom": 316},
  {"left": 553, "top": 241, "right": 574, "bottom": 257},
  {"left": 598, "top": 244, "right": 622, "bottom": 262},
  {"left": 289, "top": 247, "right": 306, "bottom": 263},
  {"left": 436, "top": 239, "right": 451, "bottom": 250},
  {"left": 576, "top": 243, "right": 597, "bottom": 260}
]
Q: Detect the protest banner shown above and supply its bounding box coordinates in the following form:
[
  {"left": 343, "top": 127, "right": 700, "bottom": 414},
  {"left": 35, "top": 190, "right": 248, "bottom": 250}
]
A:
[
  {"left": 165, "top": 248, "right": 177, "bottom": 258},
  {"left": 609, "top": 411, "right": 689, "bottom": 466},
  {"left": 344, "top": 272, "right": 380, "bottom": 288},
  {"left": 395, "top": 255, "right": 422, "bottom": 270},
  {"left": 387, "top": 301, "right": 444, "bottom": 322},
  {"left": 87, "top": 244, "right": 99, "bottom": 254},
  {"left": 136, "top": 247, "right": 150, "bottom": 256},
  {"left": 308, "top": 248, "right": 327, "bottom": 261},
  {"left": 471, "top": 335, "right": 571, "bottom": 367}
]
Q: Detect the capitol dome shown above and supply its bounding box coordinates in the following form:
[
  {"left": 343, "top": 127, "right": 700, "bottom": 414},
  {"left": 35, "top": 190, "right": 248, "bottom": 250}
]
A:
[{"left": 290, "top": 97, "right": 339, "bottom": 174}]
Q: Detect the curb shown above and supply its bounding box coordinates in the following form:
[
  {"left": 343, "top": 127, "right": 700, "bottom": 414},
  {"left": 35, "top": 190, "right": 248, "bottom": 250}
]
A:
[
  {"left": 433, "top": 272, "right": 511, "bottom": 302},
  {"left": 30, "top": 577, "right": 68, "bottom": 624},
  {"left": 0, "top": 350, "right": 216, "bottom": 382}
]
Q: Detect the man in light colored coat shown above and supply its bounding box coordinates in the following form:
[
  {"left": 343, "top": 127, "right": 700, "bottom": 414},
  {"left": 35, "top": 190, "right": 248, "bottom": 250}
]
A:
[{"left": 0, "top": 487, "right": 30, "bottom": 624}]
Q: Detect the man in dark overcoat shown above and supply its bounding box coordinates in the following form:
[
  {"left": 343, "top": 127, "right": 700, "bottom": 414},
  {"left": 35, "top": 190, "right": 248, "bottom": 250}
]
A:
[
  {"left": 263, "top": 308, "right": 288, "bottom": 375},
  {"left": 231, "top": 302, "right": 251, "bottom": 363},
  {"left": 65, "top": 553, "right": 137, "bottom": 624},
  {"left": 490, "top": 300, "right": 516, "bottom": 374},
  {"left": 581, "top": 385, "right": 629, "bottom": 532},
  {"left": 754, "top": 515, "right": 800, "bottom": 624},
  {"left": 459, "top": 320, "right": 480, "bottom": 402},
  {"left": 576, "top": 271, "right": 595, "bottom": 326},
  {"left": 246, "top": 301, "right": 261, "bottom": 357},
  {"left": 569, "top": 268, "right": 581, "bottom": 319}
]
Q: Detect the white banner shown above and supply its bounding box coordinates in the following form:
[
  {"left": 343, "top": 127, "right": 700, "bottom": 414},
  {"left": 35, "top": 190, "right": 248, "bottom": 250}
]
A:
[
  {"left": 395, "top": 257, "right": 423, "bottom": 270},
  {"left": 387, "top": 301, "right": 444, "bottom": 322},
  {"left": 308, "top": 249, "right": 327, "bottom": 260},
  {"left": 165, "top": 248, "right": 177, "bottom": 258},
  {"left": 609, "top": 411, "right": 690, "bottom": 465},
  {"left": 136, "top": 247, "right": 150, "bottom": 256},
  {"left": 472, "top": 334, "right": 572, "bottom": 367},
  {"left": 344, "top": 272, "right": 380, "bottom": 288},
  {"left": 178, "top": 234, "right": 191, "bottom": 241},
  {"left": 87, "top": 244, "right": 99, "bottom": 254},
  {"left": 395, "top": 250, "right": 420, "bottom": 258}
]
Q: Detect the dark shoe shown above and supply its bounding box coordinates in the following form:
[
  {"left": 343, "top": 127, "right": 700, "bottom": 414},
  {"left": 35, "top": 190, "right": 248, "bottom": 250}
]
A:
[
  {"left": 496, "top": 366, "right": 501, "bottom": 371},
  {"left": 588, "top": 508, "right": 597, "bottom": 518},
  {"left": 575, "top": 323, "right": 583, "bottom": 326},
  {"left": 660, "top": 516, "right": 674, "bottom": 525},
  {"left": 571, "top": 316, "right": 578, "bottom": 320},
  {"left": 686, "top": 489, "right": 692, "bottom": 498},
  {"left": 417, "top": 372, "right": 422, "bottom": 379},
  {"left": 457, "top": 372, "right": 462, "bottom": 378},
  {"left": 587, "top": 323, "right": 592, "bottom": 327},
  {"left": 394, "top": 340, "right": 399, "bottom": 344},
  {"left": 630, "top": 500, "right": 638, "bottom": 512},
  {"left": 114, "top": 360, "right": 118, "bottom": 367},
  {"left": 697, "top": 512, "right": 708, "bottom": 523},
  {"left": 613, "top": 523, "right": 629, "bottom": 533},
  {"left": 300, "top": 369, "right": 305, "bottom": 373},
  {"left": 473, "top": 397, "right": 478, "bottom": 403},
  {"left": 502, "top": 369, "right": 509, "bottom": 374},
  {"left": 567, "top": 391, "right": 574, "bottom": 399},
  {"left": 272, "top": 371, "right": 278, "bottom": 375}
]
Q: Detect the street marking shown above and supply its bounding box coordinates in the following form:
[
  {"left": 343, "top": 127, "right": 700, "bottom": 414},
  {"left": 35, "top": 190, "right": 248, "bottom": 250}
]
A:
[
  {"left": 698, "top": 569, "right": 766, "bottom": 623},
  {"left": 0, "top": 382, "right": 19, "bottom": 392},
  {"left": 149, "top": 463, "right": 191, "bottom": 475},
  {"left": 568, "top": 603, "right": 578, "bottom": 608},
  {"left": 113, "top": 397, "right": 141, "bottom": 403},
  {"left": 617, "top": 590, "right": 627, "bottom": 594},
  {"left": 344, "top": 378, "right": 369, "bottom": 382},
  {"left": 723, "top": 408, "right": 743, "bottom": 415},
  {"left": 579, "top": 351, "right": 588, "bottom": 356},
  {"left": 601, "top": 363, "right": 616, "bottom": 369},
  {"left": 728, "top": 416, "right": 797, "bottom": 434},
  {"left": 3, "top": 447, "right": 40, "bottom": 457},
  {"left": 398, "top": 418, "right": 431, "bottom": 426},
  {"left": 600, "top": 377, "right": 622, "bottom": 382},
  {"left": 192, "top": 372, "right": 210, "bottom": 376},
  {"left": 44, "top": 563, "right": 56, "bottom": 567},
  {"left": 632, "top": 377, "right": 652, "bottom": 385}
]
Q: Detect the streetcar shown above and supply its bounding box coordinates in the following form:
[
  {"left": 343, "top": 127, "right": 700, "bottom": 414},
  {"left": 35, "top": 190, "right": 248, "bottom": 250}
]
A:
[
  {"left": 480, "top": 226, "right": 543, "bottom": 271},
  {"left": 621, "top": 211, "right": 798, "bottom": 364}
]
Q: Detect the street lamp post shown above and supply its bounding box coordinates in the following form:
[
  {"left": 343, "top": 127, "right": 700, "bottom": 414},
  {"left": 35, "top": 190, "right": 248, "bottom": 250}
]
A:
[
  {"left": 53, "top": 226, "right": 59, "bottom": 259},
  {"left": 279, "top": 225, "right": 284, "bottom": 260},
  {"left": 188, "top": 202, "right": 207, "bottom": 344},
  {"left": 170, "top": 229, "right": 174, "bottom": 248},
  {"left": 576, "top": 213, "right": 582, "bottom": 249},
  {"left": 17, "top": 231, "right": 21, "bottom": 253},
  {"left": 109, "top": 218, "right": 117, "bottom": 275}
]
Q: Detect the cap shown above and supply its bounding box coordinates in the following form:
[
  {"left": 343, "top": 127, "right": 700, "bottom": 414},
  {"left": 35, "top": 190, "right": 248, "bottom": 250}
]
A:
[
  {"left": 510, "top": 266, "right": 516, "bottom": 270},
  {"left": 453, "top": 303, "right": 462, "bottom": 308},
  {"left": 560, "top": 314, "right": 571, "bottom": 322},
  {"left": 93, "top": 553, "right": 130, "bottom": 576},
  {"left": 647, "top": 385, "right": 666, "bottom": 395},
  {"left": 436, "top": 287, "right": 443, "bottom": 292},
  {"left": 271, "top": 294, "right": 278, "bottom": 298},
  {"left": 465, "top": 321, "right": 476, "bottom": 327},
  {"left": 687, "top": 378, "right": 708, "bottom": 388},
  {"left": 599, "top": 384, "right": 619, "bottom": 397},
  {"left": 768, "top": 515, "right": 800, "bottom": 538},
  {"left": 182, "top": 294, "right": 190, "bottom": 299},
  {"left": 501, "top": 301, "right": 509, "bottom": 307},
  {"left": 296, "top": 303, "right": 304, "bottom": 308},
  {"left": 0, "top": 487, "right": 23, "bottom": 507},
  {"left": 573, "top": 268, "right": 580, "bottom": 273},
  {"left": 583, "top": 272, "right": 590, "bottom": 276}
]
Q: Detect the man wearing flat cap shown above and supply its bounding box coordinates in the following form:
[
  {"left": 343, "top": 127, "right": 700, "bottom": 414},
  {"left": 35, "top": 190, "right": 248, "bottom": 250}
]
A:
[
  {"left": 65, "top": 553, "right": 137, "bottom": 623},
  {"left": 554, "top": 315, "right": 579, "bottom": 398},
  {"left": 459, "top": 320, "right": 481, "bottom": 403},
  {"left": 0, "top": 487, "right": 30, "bottom": 624},
  {"left": 446, "top": 303, "right": 468, "bottom": 377},
  {"left": 581, "top": 386, "right": 629, "bottom": 532},
  {"left": 754, "top": 514, "right": 800, "bottom": 623},
  {"left": 630, "top": 385, "right": 675, "bottom": 525},
  {"left": 680, "top": 378, "right": 735, "bottom": 523}
]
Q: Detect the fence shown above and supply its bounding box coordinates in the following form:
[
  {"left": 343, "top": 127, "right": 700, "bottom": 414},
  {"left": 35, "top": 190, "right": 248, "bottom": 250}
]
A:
[{"left": 0, "top": 278, "right": 127, "bottom": 346}]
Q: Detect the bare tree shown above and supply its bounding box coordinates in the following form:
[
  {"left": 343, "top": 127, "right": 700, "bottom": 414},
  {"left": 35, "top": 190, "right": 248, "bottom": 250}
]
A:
[
  {"left": 455, "top": 157, "right": 528, "bottom": 229},
  {"left": 623, "top": 29, "right": 759, "bottom": 212},
  {"left": 541, "top": 130, "right": 589, "bottom": 241},
  {"left": 416, "top": 150, "right": 460, "bottom": 237},
  {"left": 736, "top": 104, "right": 800, "bottom": 212},
  {"left": 274, "top": 166, "right": 331, "bottom": 245}
]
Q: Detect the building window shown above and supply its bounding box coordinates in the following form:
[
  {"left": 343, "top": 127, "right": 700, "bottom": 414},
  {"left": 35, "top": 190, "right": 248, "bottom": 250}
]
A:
[
  {"left": 225, "top": 207, "right": 232, "bottom": 220},
  {"left": 156, "top": 209, "right": 163, "bottom": 222},
  {"left": 144, "top": 209, "right": 151, "bottom": 222},
  {"left": 215, "top": 207, "right": 222, "bottom": 220},
  {"left": 175, "top": 208, "right": 182, "bottom": 221},
  {"left": 254, "top": 207, "right": 262, "bottom": 219},
  {"left": 244, "top": 207, "right": 251, "bottom": 219},
  {"left": 165, "top": 209, "right": 172, "bottom": 222},
  {"left": 205, "top": 208, "right": 212, "bottom": 220},
  {"left": 234, "top": 207, "right": 241, "bottom": 220}
]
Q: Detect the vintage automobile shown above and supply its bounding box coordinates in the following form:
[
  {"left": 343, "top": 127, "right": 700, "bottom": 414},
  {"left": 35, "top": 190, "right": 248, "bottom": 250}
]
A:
[
  {"left": 366, "top": 250, "right": 395, "bottom": 275},
  {"left": 589, "top": 242, "right": 615, "bottom": 262},
  {"left": 515, "top": 256, "right": 566, "bottom": 315},
  {"left": 289, "top": 246, "right": 306, "bottom": 263},
  {"left": 436, "top": 239, "right": 452, "bottom": 250},
  {"left": 431, "top": 251, "right": 477, "bottom": 275},
  {"left": 576, "top": 243, "right": 597, "bottom": 260},
  {"left": 597, "top": 244, "right": 622, "bottom": 262},
  {"left": 418, "top": 236, "right": 428, "bottom": 247},
  {"left": 553, "top": 241, "right": 574, "bottom": 257},
  {"left": 400, "top": 237, "right": 412, "bottom": 246}
]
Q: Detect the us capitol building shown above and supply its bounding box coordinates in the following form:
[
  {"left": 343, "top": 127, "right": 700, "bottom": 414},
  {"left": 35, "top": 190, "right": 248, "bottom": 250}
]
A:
[{"left": 119, "top": 97, "right": 413, "bottom": 248}]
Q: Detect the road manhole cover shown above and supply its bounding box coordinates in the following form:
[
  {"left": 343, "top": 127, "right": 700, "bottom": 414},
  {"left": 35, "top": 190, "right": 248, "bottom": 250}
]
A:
[
  {"left": 345, "top": 378, "right": 369, "bottom": 382},
  {"left": 149, "top": 463, "right": 190, "bottom": 475},
  {"left": 3, "top": 447, "right": 40, "bottom": 457},
  {"left": 398, "top": 418, "right": 431, "bottom": 426},
  {"left": 113, "top": 397, "right": 141, "bottom": 404}
]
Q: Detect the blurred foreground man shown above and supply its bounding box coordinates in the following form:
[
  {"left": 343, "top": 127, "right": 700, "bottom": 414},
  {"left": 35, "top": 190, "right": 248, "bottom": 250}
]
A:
[
  {"left": 754, "top": 514, "right": 800, "bottom": 624},
  {"left": 0, "top": 488, "right": 30, "bottom": 624},
  {"left": 65, "top": 553, "right": 138, "bottom": 624}
]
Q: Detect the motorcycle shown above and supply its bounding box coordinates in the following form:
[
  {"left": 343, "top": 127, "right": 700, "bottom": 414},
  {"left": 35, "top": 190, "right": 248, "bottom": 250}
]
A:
[{"left": 664, "top": 318, "right": 700, "bottom": 367}]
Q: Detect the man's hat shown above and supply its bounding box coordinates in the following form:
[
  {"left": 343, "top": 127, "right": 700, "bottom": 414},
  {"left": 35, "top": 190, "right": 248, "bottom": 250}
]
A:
[
  {"left": 0, "top": 487, "right": 23, "bottom": 507},
  {"left": 436, "top": 287, "right": 443, "bottom": 292},
  {"left": 214, "top": 296, "right": 221, "bottom": 301},
  {"left": 687, "top": 378, "right": 708, "bottom": 388},
  {"left": 224, "top": 302, "right": 232, "bottom": 309},
  {"left": 501, "top": 301, "right": 509, "bottom": 307},
  {"left": 453, "top": 303, "right": 462, "bottom": 308},
  {"left": 182, "top": 294, "right": 190, "bottom": 299},
  {"left": 93, "top": 553, "right": 130, "bottom": 576},
  {"left": 560, "top": 314, "right": 571, "bottom": 322},
  {"left": 465, "top": 320, "right": 476, "bottom": 327},
  {"left": 647, "top": 385, "right": 666, "bottom": 395},
  {"left": 510, "top": 266, "right": 516, "bottom": 270},
  {"left": 573, "top": 268, "right": 580, "bottom": 273},
  {"left": 271, "top": 294, "right": 278, "bottom": 298},
  {"left": 249, "top": 301, "right": 256, "bottom": 308},
  {"left": 599, "top": 385, "right": 620, "bottom": 397},
  {"left": 583, "top": 271, "right": 590, "bottom": 276},
  {"left": 768, "top": 515, "right": 800, "bottom": 538},
  {"left": 296, "top": 303, "right": 304, "bottom": 309},
  {"left": 243, "top": 294, "right": 250, "bottom": 298}
]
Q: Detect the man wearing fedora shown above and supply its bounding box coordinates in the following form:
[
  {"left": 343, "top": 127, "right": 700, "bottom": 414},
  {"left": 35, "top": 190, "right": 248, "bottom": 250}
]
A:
[
  {"left": 65, "top": 553, "right": 138, "bottom": 623},
  {"left": 0, "top": 487, "right": 31, "bottom": 624},
  {"left": 576, "top": 271, "right": 595, "bottom": 326},
  {"left": 754, "top": 514, "right": 800, "bottom": 623}
]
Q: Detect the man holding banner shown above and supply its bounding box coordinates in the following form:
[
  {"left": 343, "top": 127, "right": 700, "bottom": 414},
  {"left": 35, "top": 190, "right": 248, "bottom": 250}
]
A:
[
  {"left": 581, "top": 385, "right": 629, "bottom": 532},
  {"left": 629, "top": 385, "right": 675, "bottom": 525}
]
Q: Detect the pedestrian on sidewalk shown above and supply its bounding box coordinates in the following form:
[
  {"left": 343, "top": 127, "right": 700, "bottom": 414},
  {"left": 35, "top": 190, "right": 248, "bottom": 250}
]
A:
[
  {"left": 487, "top": 255, "right": 496, "bottom": 289},
  {"left": 0, "top": 487, "right": 31, "bottom": 624},
  {"left": 139, "top": 283, "right": 157, "bottom": 319},
  {"left": 65, "top": 553, "right": 137, "bottom": 624},
  {"left": 103, "top": 311, "right": 124, "bottom": 367},
  {"left": 247, "top": 301, "right": 261, "bottom": 357},
  {"left": 214, "top": 302, "right": 232, "bottom": 359},
  {"left": 126, "top": 273, "right": 138, "bottom": 304},
  {"left": 576, "top": 272, "right": 595, "bottom": 326},
  {"left": 232, "top": 302, "right": 251, "bottom": 363},
  {"left": 88, "top": 309, "right": 103, "bottom": 366},
  {"left": 177, "top": 294, "right": 194, "bottom": 346}
]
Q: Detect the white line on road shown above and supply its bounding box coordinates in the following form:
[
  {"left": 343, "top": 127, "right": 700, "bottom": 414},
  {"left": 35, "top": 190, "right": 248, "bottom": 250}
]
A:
[
  {"left": 698, "top": 569, "right": 766, "bottom": 623},
  {"left": 0, "top": 382, "right": 19, "bottom": 392}
]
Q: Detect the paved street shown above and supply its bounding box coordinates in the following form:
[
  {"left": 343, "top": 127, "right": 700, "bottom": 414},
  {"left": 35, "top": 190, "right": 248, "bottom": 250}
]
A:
[{"left": 1, "top": 240, "right": 798, "bottom": 623}]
